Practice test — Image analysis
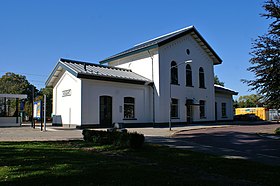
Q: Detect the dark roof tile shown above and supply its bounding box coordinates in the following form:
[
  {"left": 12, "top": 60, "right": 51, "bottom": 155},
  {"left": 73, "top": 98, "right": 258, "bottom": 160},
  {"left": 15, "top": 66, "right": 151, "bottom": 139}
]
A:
[{"left": 46, "top": 58, "right": 152, "bottom": 87}]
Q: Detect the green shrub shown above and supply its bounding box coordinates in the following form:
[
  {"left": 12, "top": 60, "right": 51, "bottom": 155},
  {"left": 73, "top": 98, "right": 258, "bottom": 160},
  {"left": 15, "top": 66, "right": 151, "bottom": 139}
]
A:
[
  {"left": 82, "top": 129, "right": 95, "bottom": 142},
  {"left": 129, "top": 132, "right": 145, "bottom": 148},
  {"left": 82, "top": 129, "right": 145, "bottom": 148},
  {"left": 275, "top": 127, "right": 280, "bottom": 135},
  {"left": 113, "top": 132, "right": 129, "bottom": 147}
]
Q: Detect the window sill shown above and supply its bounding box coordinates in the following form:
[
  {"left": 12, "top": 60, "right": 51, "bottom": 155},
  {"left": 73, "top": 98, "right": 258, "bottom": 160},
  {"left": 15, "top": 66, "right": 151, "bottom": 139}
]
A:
[
  {"left": 199, "top": 87, "right": 206, "bottom": 89},
  {"left": 171, "top": 83, "right": 180, "bottom": 86},
  {"left": 186, "top": 85, "right": 194, "bottom": 87},
  {"left": 123, "top": 118, "right": 137, "bottom": 120}
]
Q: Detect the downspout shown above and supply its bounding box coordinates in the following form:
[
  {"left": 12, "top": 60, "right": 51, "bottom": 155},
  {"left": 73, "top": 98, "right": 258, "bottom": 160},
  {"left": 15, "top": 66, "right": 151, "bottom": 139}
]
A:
[{"left": 148, "top": 50, "right": 155, "bottom": 127}]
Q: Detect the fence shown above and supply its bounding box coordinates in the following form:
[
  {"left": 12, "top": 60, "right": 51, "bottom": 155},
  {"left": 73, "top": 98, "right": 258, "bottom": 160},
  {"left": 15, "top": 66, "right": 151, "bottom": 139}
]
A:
[{"left": 268, "top": 109, "right": 280, "bottom": 121}]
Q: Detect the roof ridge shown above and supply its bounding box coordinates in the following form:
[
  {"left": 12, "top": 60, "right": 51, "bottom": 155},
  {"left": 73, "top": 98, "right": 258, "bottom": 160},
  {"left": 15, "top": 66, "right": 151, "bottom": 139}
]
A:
[
  {"left": 60, "top": 58, "right": 132, "bottom": 72},
  {"left": 134, "top": 25, "right": 194, "bottom": 47}
]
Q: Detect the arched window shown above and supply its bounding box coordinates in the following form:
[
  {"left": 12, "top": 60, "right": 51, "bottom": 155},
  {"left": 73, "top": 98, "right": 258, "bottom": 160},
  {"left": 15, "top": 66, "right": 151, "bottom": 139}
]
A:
[
  {"left": 124, "top": 97, "right": 135, "bottom": 119},
  {"left": 171, "top": 61, "right": 178, "bottom": 84},
  {"left": 186, "top": 64, "right": 192, "bottom": 86},
  {"left": 199, "top": 67, "right": 205, "bottom": 88}
]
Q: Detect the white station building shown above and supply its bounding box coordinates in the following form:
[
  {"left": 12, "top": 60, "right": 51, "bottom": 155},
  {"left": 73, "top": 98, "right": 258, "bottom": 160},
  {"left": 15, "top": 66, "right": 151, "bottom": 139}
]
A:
[{"left": 46, "top": 26, "right": 238, "bottom": 128}]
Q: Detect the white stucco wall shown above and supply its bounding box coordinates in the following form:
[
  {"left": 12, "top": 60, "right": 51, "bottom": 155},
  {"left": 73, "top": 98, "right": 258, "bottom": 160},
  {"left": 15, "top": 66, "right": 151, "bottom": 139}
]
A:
[
  {"left": 108, "top": 48, "right": 160, "bottom": 124},
  {"left": 108, "top": 34, "right": 217, "bottom": 124},
  {"left": 158, "top": 34, "right": 216, "bottom": 123},
  {"left": 53, "top": 71, "right": 82, "bottom": 126},
  {"left": 215, "top": 93, "right": 234, "bottom": 120},
  {"left": 81, "top": 79, "right": 152, "bottom": 126},
  {"left": 108, "top": 48, "right": 159, "bottom": 93}
]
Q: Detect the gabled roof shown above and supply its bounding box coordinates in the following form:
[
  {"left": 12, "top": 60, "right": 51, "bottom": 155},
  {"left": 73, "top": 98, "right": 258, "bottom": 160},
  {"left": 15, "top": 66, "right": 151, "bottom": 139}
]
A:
[
  {"left": 100, "top": 26, "right": 222, "bottom": 65},
  {"left": 45, "top": 58, "right": 152, "bottom": 87},
  {"left": 214, "top": 84, "right": 238, "bottom": 95}
]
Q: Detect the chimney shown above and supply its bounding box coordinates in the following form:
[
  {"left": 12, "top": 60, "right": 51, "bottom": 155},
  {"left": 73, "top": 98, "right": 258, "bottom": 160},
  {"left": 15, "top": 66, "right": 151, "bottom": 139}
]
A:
[{"left": 84, "top": 63, "right": 87, "bottom": 71}]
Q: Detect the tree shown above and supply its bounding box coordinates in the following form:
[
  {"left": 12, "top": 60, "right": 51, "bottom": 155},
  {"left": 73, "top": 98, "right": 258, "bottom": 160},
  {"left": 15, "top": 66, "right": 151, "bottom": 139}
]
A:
[
  {"left": 236, "top": 94, "right": 264, "bottom": 108},
  {"left": 214, "top": 75, "right": 225, "bottom": 86},
  {"left": 243, "top": 0, "right": 280, "bottom": 109},
  {"left": 0, "top": 72, "right": 38, "bottom": 117},
  {"left": 0, "top": 72, "right": 30, "bottom": 95}
]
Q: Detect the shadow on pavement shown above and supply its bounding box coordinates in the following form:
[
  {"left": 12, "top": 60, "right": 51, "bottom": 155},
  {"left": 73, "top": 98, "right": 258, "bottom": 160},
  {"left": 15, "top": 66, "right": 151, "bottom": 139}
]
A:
[{"left": 146, "top": 130, "right": 280, "bottom": 166}]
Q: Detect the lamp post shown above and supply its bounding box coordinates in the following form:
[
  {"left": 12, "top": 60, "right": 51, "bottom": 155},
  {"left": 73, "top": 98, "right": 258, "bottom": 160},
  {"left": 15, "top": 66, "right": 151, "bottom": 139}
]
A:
[{"left": 169, "top": 60, "right": 192, "bottom": 131}]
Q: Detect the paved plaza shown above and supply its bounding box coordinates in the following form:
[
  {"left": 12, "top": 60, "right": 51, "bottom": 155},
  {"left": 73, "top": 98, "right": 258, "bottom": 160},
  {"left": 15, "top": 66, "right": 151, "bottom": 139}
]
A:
[
  {"left": 0, "top": 124, "right": 83, "bottom": 141},
  {"left": 0, "top": 122, "right": 279, "bottom": 165},
  {"left": 0, "top": 123, "right": 231, "bottom": 141}
]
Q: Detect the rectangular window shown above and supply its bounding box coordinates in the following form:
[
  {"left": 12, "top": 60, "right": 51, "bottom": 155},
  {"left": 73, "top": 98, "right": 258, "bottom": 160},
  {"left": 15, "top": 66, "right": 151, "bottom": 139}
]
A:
[
  {"left": 222, "top": 103, "right": 227, "bottom": 117},
  {"left": 124, "top": 97, "right": 135, "bottom": 119},
  {"left": 171, "top": 98, "right": 179, "bottom": 118},
  {"left": 199, "top": 100, "right": 206, "bottom": 118}
]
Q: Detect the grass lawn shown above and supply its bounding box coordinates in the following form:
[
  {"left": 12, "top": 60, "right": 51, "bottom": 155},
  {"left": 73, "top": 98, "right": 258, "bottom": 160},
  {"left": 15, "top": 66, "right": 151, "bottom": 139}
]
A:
[{"left": 0, "top": 141, "right": 279, "bottom": 186}]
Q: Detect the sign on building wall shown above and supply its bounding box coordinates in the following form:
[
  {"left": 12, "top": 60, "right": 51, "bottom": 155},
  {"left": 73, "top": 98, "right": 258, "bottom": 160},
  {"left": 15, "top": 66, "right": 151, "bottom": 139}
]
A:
[
  {"left": 33, "top": 101, "right": 41, "bottom": 119},
  {"left": 62, "top": 89, "right": 72, "bottom": 97}
]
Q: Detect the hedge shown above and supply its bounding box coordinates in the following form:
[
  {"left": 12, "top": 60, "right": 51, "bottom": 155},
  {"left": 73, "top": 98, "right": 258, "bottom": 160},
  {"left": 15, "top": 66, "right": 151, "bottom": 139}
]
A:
[
  {"left": 275, "top": 127, "right": 280, "bottom": 135},
  {"left": 82, "top": 129, "right": 145, "bottom": 148}
]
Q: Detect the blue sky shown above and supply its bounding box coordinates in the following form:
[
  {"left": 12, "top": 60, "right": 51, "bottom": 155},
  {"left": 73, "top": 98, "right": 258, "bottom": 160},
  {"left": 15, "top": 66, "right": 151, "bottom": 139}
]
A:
[{"left": 0, "top": 0, "right": 270, "bottom": 98}]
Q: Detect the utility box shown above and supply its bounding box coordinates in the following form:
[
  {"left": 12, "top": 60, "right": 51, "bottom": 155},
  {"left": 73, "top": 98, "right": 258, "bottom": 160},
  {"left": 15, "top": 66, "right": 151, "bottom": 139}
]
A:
[
  {"left": 52, "top": 115, "right": 62, "bottom": 126},
  {"left": 235, "top": 107, "right": 269, "bottom": 120}
]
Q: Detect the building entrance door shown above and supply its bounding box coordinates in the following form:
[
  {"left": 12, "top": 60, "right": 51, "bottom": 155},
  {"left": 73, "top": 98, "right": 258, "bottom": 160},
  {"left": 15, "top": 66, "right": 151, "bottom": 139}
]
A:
[{"left": 99, "top": 96, "right": 112, "bottom": 127}]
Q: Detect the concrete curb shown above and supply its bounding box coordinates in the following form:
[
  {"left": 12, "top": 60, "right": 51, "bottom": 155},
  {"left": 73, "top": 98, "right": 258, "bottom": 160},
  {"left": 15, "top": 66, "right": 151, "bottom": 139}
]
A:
[{"left": 170, "top": 125, "right": 232, "bottom": 137}]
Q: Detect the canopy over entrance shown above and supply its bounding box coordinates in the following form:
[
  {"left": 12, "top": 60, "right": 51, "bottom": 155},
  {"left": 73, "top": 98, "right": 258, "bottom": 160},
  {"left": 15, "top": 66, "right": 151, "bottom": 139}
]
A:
[{"left": 0, "top": 94, "right": 27, "bottom": 99}]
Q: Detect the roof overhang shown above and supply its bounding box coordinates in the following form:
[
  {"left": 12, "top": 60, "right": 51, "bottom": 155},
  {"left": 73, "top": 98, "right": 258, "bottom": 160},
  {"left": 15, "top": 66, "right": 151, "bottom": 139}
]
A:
[
  {"left": 77, "top": 73, "right": 148, "bottom": 85},
  {"left": 45, "top": 60, "right": 78, "bottom": 88},
  {"left": 214, "top": 85, "right": 238, "bottom": 95},
  {"left": 158, "top": 27, "right": 222, "bottom": 65}
]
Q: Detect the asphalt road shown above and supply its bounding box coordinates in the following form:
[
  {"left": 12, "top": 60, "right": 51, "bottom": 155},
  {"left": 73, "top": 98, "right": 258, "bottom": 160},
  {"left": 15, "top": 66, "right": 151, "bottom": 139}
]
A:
[{"left": 146, "top": 124, "right": 280, "bottom": 166}]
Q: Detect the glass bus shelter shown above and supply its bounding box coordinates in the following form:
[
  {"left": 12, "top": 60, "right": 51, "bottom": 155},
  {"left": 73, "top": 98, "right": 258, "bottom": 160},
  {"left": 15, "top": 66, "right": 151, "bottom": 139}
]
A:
[{"left": 0, "top": 94, "right": 27, "bottom": 127}]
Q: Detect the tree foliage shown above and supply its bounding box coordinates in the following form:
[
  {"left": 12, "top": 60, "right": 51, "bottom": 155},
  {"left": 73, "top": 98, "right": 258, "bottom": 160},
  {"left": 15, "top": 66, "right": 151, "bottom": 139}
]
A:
[
  {"left": 214, "top": 75, "right": 225, "bottom": 86},
  {"left": 244, "top": 0, "right": 280, "bottom": 108},
  {"left": 0, "top": 72, "right": 53, "bottom": 118},
  {"left": 236, "top": 94, "right": 264, "bottom": 108},
  {"left": 0, "top": 72, "right": 37, "bottom": 99},
  {"left": 36, "top": 88, "right": 53, "bottom": 118},
  {"left": 0, "top": 72, "right": 41, "bottom": 117},
  {"left": 0, "top": 72, "right": 35, "bottom": 116}
]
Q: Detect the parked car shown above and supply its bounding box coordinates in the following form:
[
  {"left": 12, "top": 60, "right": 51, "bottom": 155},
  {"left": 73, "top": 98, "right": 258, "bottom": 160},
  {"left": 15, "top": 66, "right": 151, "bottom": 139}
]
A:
[{"left": 234, "top": 114, "right": 261, "bottom": 121}]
